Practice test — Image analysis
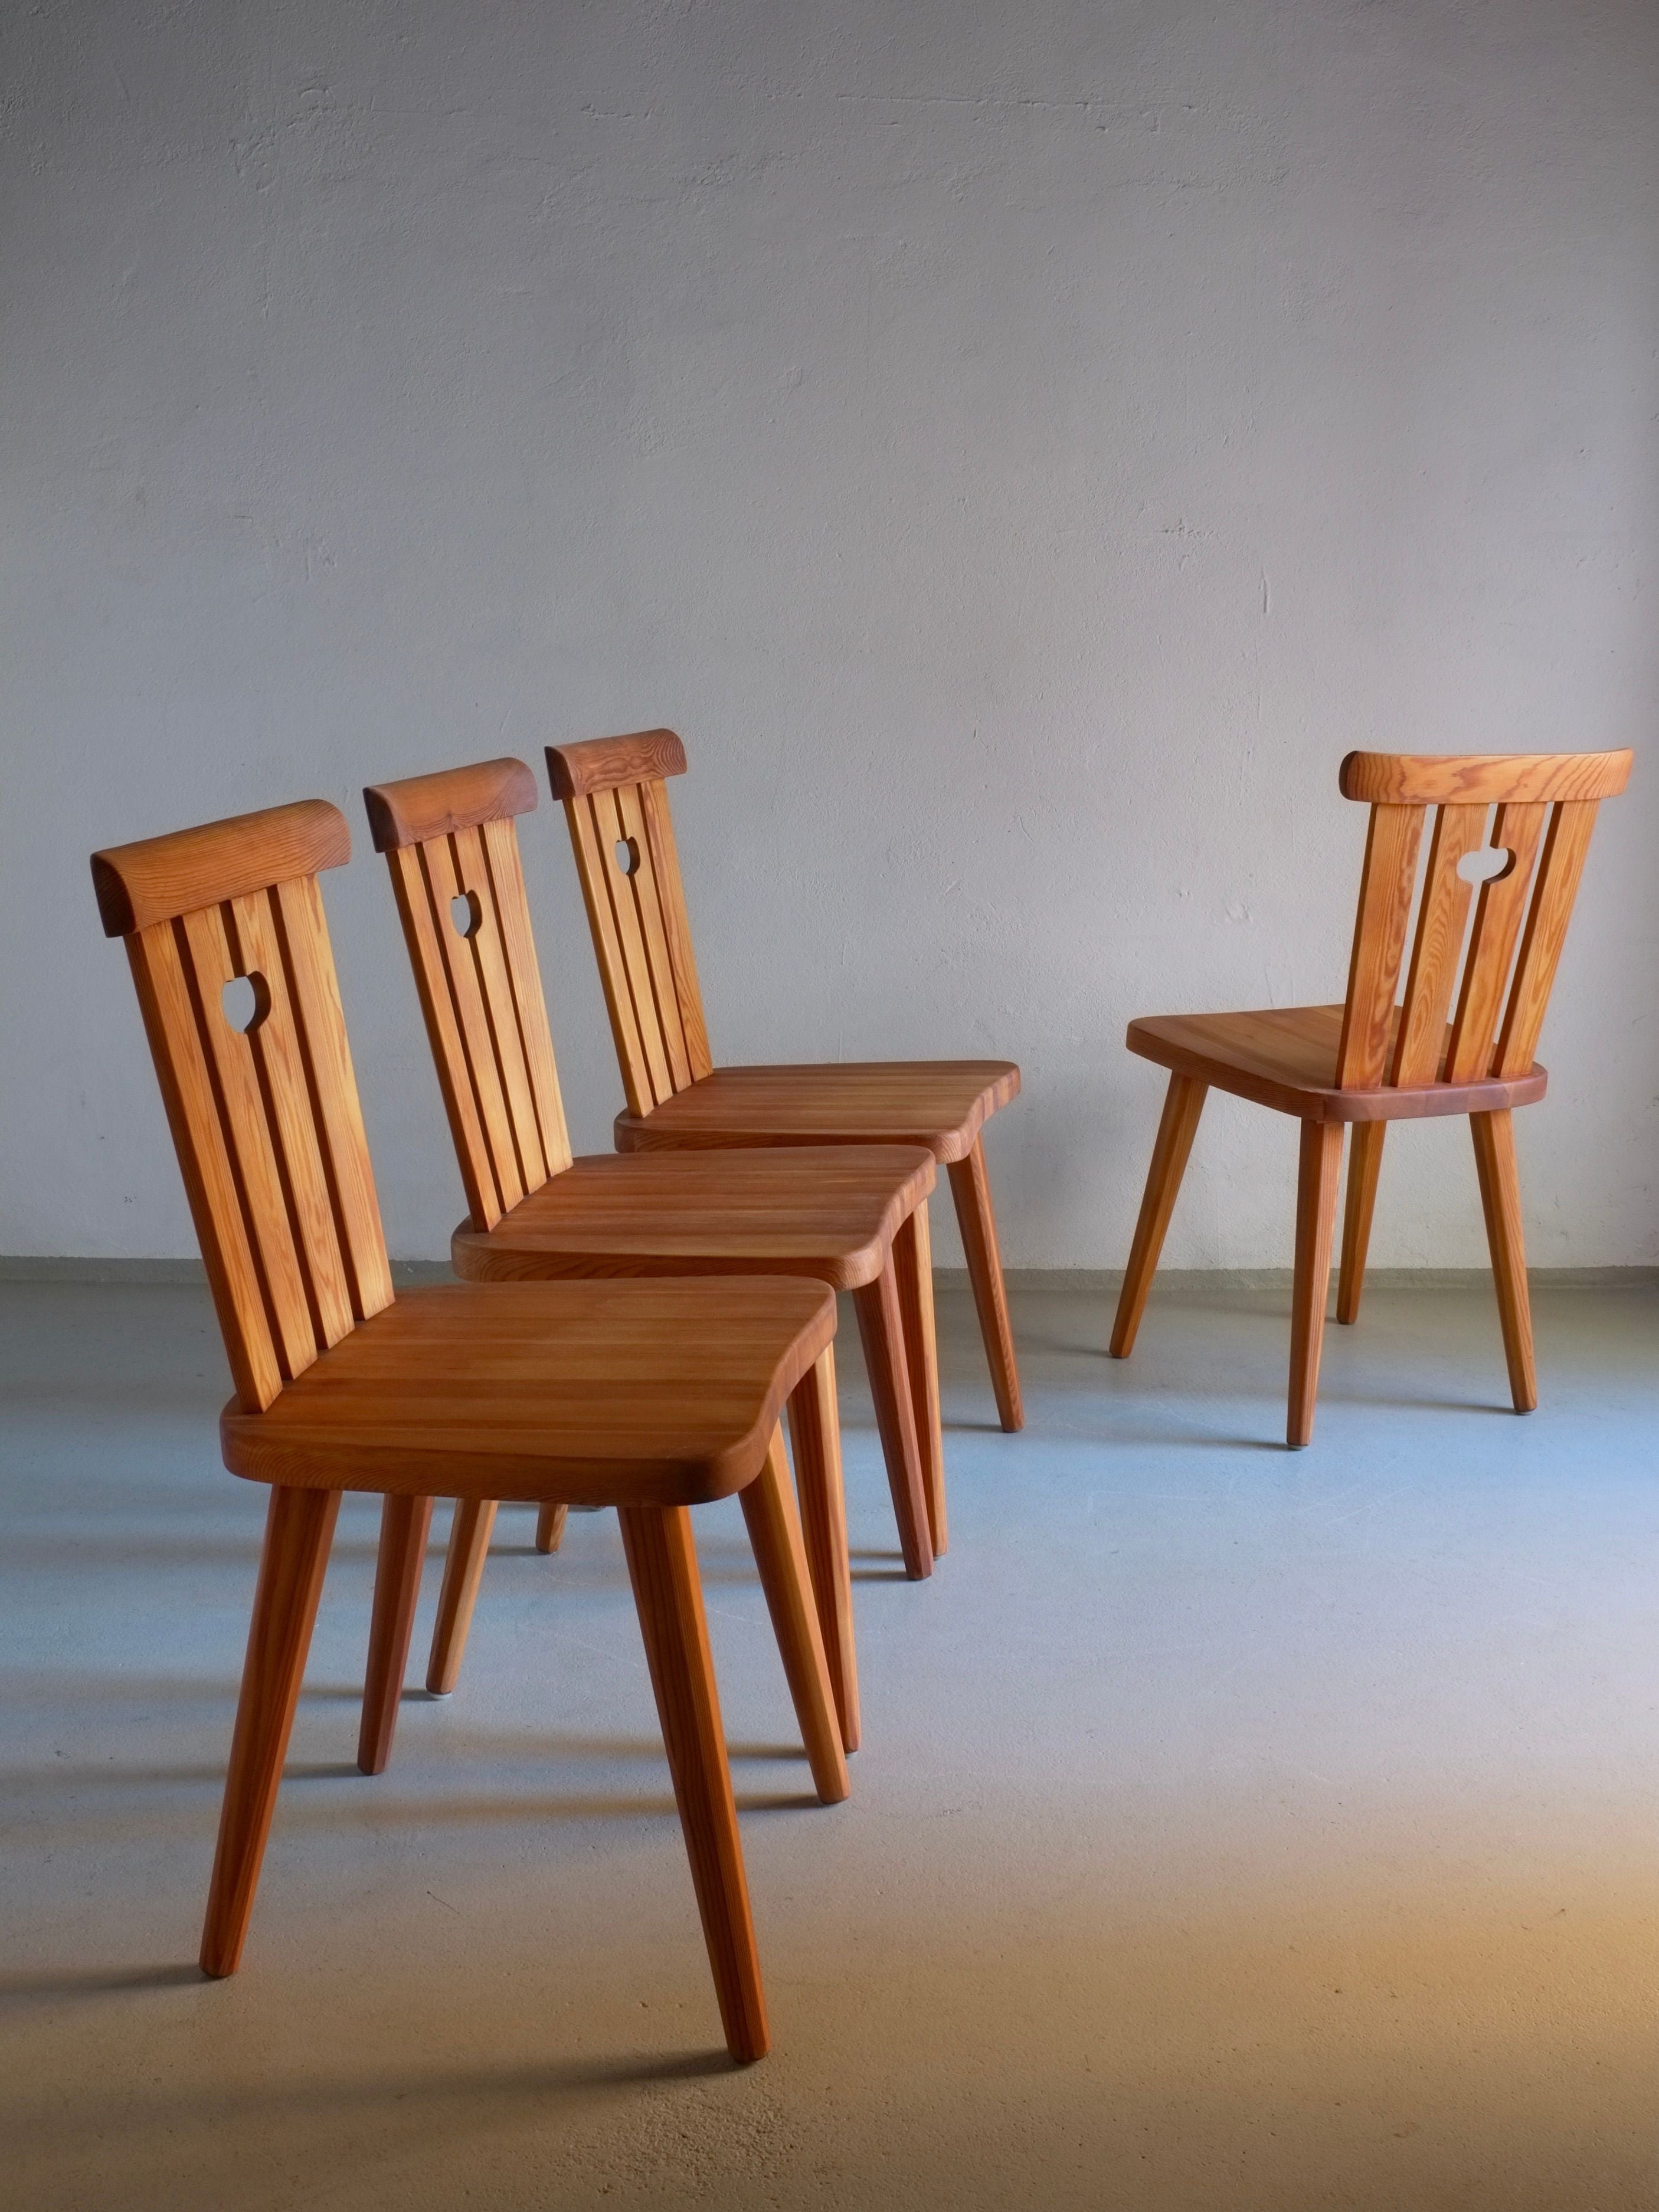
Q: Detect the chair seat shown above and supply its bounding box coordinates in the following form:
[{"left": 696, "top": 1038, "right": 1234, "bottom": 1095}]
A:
[
  {"left": 453, "top": 1145, "right": 935, "bottom": 1292},
  {"left": 613, "top": 1061, "right": 1020, "bottom": 1162},
  {"left": 1127, "top": 1004, "right": 1547, "bottom": 1123},
  {"left": 220, "top": 1279, "right": 834, "bottom": 1506}
]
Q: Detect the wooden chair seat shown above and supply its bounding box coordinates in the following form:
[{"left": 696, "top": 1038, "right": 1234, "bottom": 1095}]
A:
[
  {"left": 450, "top": 1145, "right": 937, "bottom": 1289},
  {"left": 1127, "top": 1004, "right": 1547, "bottom": 1124},
  {"left": 609, "top": 1060, "right": 1021, "bottom": 1163},
  {"left": 222, "top": 1278, "right": 834, "bottom": 1505}
]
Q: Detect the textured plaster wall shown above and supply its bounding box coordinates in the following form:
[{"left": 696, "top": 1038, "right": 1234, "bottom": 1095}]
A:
[{"left": 2, "top": 0, "right": 1655, "bottom": 1268}]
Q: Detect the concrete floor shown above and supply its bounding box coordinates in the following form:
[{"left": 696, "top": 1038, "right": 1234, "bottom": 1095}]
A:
[{"left": 3, "top": 1272, "right": 1658, "bottom": 2211}]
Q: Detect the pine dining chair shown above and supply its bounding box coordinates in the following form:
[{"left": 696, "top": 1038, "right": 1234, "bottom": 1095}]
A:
[
  {"left": 545, "top": 729, "right": 1026, "bottom": 1431},
  {"left": 90, "top": 797, "right": 849, "bottom": 2063},
  {"left": 1109, "top": 749, "right": 1632, "bottom": 1446},
  {"left": 362, "top": 758, "right": 947, "bottom": 1748}
]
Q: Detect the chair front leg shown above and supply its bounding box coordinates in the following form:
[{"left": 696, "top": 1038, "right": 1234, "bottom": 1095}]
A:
[
  {"left": 426, "top": 1498, "right": 498, "bottom": 1696},
  {"left": 201, "top": 1485, "right": 340, "bottom": 1978},
  {"left": 737, "top": 1428, "right": 850, "bottom": 1804},
  {"left": 852, "top": 1260, "right": 934, "bottom": 1581},
  {"left": 1287, "top": 1120, "right": 1344, "bottom": 1447},
  {"left": 786, "top": 1348, "right": 859, "bottom": 1752},
  {"left": 1471, "top": 1109, "right": 1537, "bottom": 1413},
  {"left": 535, "top": 1502, "right": 568, "bottom": 1554},
  {"left": 619, "top": 1503, "right": 769, "bottom": 2064},
  {"left": 893, "top": 1200, "right": 947, "bottom": 1555},
  {"left": 1336, "top": 1120, "right": 1386, "bottom": 1325},
  {"left": 1110, "top": 1073, "right": 1206, "bottom": 1359},
  {"left": 947, "top": 1135, "right": 1023, "bottom": 1430},
  {"left": 358, "top": 1493, "right": 434, "bottom": 1775}
]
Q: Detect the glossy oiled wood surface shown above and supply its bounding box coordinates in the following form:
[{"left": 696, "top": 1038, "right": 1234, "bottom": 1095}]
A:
[
  {"left": 363, "top": 757, "right": 538, "bottom": 853},
  {"left": 91, "top": 799, "right": 351, "bottom": 936},
  {"left": 220, "top": 1279, "right": 836, "bottom": 1505},
  {"left": 547, "top": 727, "right": 688, "bottom": 798},
  {"left": 452, "top": 1145, "right": 935, "bottom": 1291},
  {"left": 1339, "top": 748, "right": 1632, "bottom": 806},
  {"left": 1127, "top": 1005, "right": 1548, "bottom": 1123},
  {"left": 613, "top": 1060, "right": 1022, "bottom": 1162}
]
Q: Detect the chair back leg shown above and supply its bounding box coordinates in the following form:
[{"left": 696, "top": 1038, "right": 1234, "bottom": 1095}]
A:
[
  {"left": 947, "top": 1136, "right": 1024, "bottom": 1429},
  {"left": 201, "top": 1485, "right": 341, "bottom": 1977},
  {"left": 786, "top": 1349, "right": 860, "bottom": 1752},
  {"left": 1471, "top": 1108, "right": 1538, "bottom": 1412},
  {"left": 893, "top": 1201, "right": 947, "bottom": 1555},
  {"left": 535, "top": 1502, "right": 569, "bottom": 1554},
  {"left": 737, "top": 1430, "right": 852, "bottom": 1804},
  {"left": 1288, "top": 1121, "right": 1344, "bottom": 1446},
  {"left": 358, "top": 1493, "right": 434, "bottom": 1774},
  {"left": 852, "top": 1260, "right": 934, "bottom": 1580},
  {"left": 427, "top": 1498, "right": 498, "bottom": 1696},
  {"left": 1110, "top": 1074, "right": 1207, "bottom": 1359},
  {"left": 1336, "top": 1121, "right": 1386, "bottom": 1325},
  {"left": 619, "top": 1502, "right": 770, "bottom": 2063}
]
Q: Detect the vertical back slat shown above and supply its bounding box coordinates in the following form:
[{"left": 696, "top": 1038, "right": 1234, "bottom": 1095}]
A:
[
  {"left": 125, "top": 922, "right": 284, "bottom": 1412},
  {"left": 1389, "top": 804, "right": 1485, "bottom": 1086},
  {"left": 615, "top": 779, "right": 693, "bottom": 1090},
  {"left": 1336, "top": 804, "right": 1424, "bottom": 1087},
  {"left": 1444, "top": 801, "right": 1547, "bottom": 1081},
  {"left": 178, "top": 903, "right": 320, "bottom": 1384},
  {"left": 592, "top": 787, "right": 675, "bottom": 1106},
  {"left": 226, "top": 889, "right": 355, "bottom": 1351},
  {"left": 418, "top": 833, "right": 525, "bottom": 1214},
  {"left": 270, "top": 874, "right": 394, "bottom": 1321},
  {"left": 384, "top": 847, "right": 501, "bottom": 1231},
  {"left": 565, "top": 794, "right": 657, "bottom": 1118},
  {"left": 479, "top": 815, "right": 572, "bottom": 1175},
  {"left": 639, "top": 778, "right": 713, "bottom": 1081},
  {"left": 451, "top": 823, "right": 548, "bottom": 1190},
  {"left": 1494, "top": 799, "right": 1600, "bottom": 1078}
]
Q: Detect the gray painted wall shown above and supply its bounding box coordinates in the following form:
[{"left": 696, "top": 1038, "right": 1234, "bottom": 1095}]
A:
[{"left": 4, "top": 1, "right": 1654, "bottom": 1267}]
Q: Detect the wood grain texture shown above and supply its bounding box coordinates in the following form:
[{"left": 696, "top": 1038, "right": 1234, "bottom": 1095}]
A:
[
  {"left": 1336, "top": 1120, "right": 1386, "bottom": 1326},
  {"left": 199, "top": 1485, "right": 340, "bottom": 1977},
  {"left": 736, "top": 1430, "right": 851, "bottom": 1805},
  {"left": 545, "top": 728, "right": 688, "bottom": 799},
  {"left": 220, "top": 1279, "right": 836, "bottom": 1505},
  {"left": 450, "top": 1145, "right": 934, "bottom": 1292},
  {"left": 1389, "top": 805, "right": 1483, "bottom": 1086},
  {"left": 852, "top": 1261, "right": 934, "bottom": 1581},
  {"left": 358, "top": 1493, "right": 434, "bottom": 1774},
  {"left": 614, "top": 1061, "right": 1022, "bottom": 1163},
  {"left": 427, "top": 1497, "right": 497, "bottom": 1696},
  {"left": 1287, "top": 1121, "right": 1344, "bottom": 1447},
  {"left": 617, "top": 1503, "right": 768, "bottom": 2063},
  {"left": 1109, "top": 1072, "right": 1206, "bottom": 1359},
  {"left": 947, "top": 1137, "right": 1023, "bottom": 1432},
  {"left": 535, "top": 1502, "right": 568, "bottom": 1554},
  {"left": 1126, "top": 1005, "right": 1547, "bottom": 1123},
  {"left": 362, "top": 758, "right": 538, "bottom": 851},
  {"left": 786, "top": 1349, "right": 858, "bottom": 1754},
  {"left": 894, "top": 1200, "right": 947, "bottom": 1555},
  {"left": 1340, "top": 749, "right": 1632, "bottom": 806},
  {"left": 1336, "top": 805, "right": 1424, "bottom": 1086},
  {"left": 1495, "top": 801, "right": 1601, "bottom": 1079},
  {"left": 564, "top": 789, "right": 659, "bottom": 1119},
  {"left": 1471, "top": 1109, "right": 1537, "bottom": 1413},
  {"left": 92, "top": 799, "right": 351, "bottom": 936},
  {"left": 1444, "top": 801, "right": 1547, "bottom": 1082}
]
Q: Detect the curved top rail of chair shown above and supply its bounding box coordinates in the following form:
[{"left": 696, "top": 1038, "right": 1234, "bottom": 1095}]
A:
[
  {"left": 362, "top": 758, "right": 538, "bottom": 853},
  {"left": 546, "top": 728, "right": 688, "bottom": 800},
  {"left": 1339, "top": 750, "right": 1632, "bottom": 807},
  {"left": 91, "top": 799, "right": 351, "bottom": 937}
]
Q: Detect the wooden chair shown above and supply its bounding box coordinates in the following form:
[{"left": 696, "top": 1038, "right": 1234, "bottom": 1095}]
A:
[
  {"left": 1110, "top": 749, "right": 1632, "bottom": 1446},
  {"left": 90, "top": 798, "right": 850, "bottom": 2063},
  {"left": 362, "top": 758, "right": 947, "bottom": 1745},
  {"left": 544, "top": 729, "right": 1026, "bottom": 1431}
]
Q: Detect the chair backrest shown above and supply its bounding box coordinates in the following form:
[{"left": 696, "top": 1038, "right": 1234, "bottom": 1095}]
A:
[
  {"left": 91, "top": 802, "right": 394, "bottom": 1413},
  {"left": 1334, "top": 750, "right": 1632, "bottom": 1090},
  {"left": 362, "top": 758, "right": 571, "bottom": 1231},
  {"left": 545, "top": 729, "right": 713, "bottom": 1119}
]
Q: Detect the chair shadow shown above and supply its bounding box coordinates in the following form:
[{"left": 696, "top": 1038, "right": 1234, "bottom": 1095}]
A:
[{"left": 0, "top": 1961, "right": 202, "bottom": 2008}]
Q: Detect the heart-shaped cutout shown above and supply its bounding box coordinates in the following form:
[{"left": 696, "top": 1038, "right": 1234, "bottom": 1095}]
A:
[
  {"left": 1458, "top": 846, "right": 1514, "bottom": 886},
  {"left": 221, "top": 972, "right": 271, "bottom": 1034}
]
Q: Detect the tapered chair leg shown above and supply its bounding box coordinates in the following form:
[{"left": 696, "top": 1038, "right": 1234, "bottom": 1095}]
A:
[
  {"left": 426, "top": 1498, "right": 498, "bottom": 1696},
  {"left": 737, "top": 1430, "right": 851, "bottom": 1804},
  {"left": 1336, "top": 1121, "right": 1386, "bottom": 1326},
  {"left": 1471, "top": 1108, "right": 1537, "bottom": 1413},
  {"left": 358, "top": 1493, "right": 434, "bottom": 1775},
  {"left": 535, "top": 1503, "right": 568, "bottom": 1554},
  {"left": 1287, "top": 1120, "right": 1344, "bottom": 1447},
  {"left": 1110, "top": 1073, "right": 1207, "bottom": 1359},
  {"left": 893, "top": 1200, "right": 947, "bottom": 1555},
  {"left": 619, "top": 1503, "right": 769, "bottom": 2064},
  {"left": 852, "top": 1259, "right": 934, "bottom": 1581},
  {"left": 786, "top": 1348, "right": 859, "bottom": 1752},
  {"left": 947, "top": 1135, "right": 1023, "bottom": 1431},
  {"left": 201, "top": 1485, "right": 340, "bottom": 1978}
]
